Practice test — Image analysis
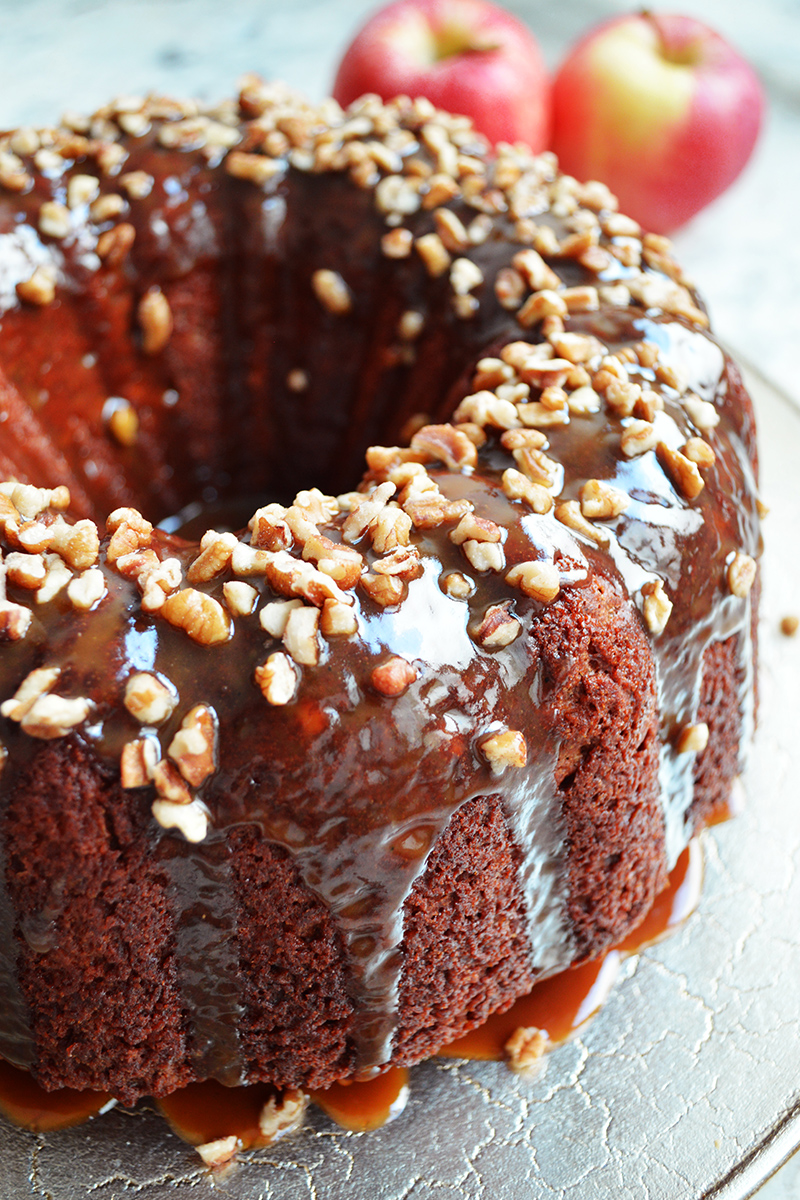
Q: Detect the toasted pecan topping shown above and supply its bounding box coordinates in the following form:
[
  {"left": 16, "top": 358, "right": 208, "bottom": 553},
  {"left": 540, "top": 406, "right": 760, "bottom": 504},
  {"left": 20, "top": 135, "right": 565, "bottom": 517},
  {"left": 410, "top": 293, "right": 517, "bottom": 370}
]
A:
[
  {"left": 16, "top": 265, "right": 57, "bottom": 307},
  {"left": 441, "top": 571, "right": 474, "bottom": 599},
  {"left": 161, "top": 588, "right": 231, "bottom": 645},
  {"left": 501, "top": 468, "right": 552, "bottom": 514},
  {"left": 464, "top": 540, "right": 506, "bottom": 573},
  {"left": 222, "top": 580, "right": 258, "bottom": 616},
  {"left": 682, "top": 394, "right": 720, "bottom": 430},
  {"left": 683, "top": 437, "right": 716, "bottom": 469},
  {"left": 506, "top": 560, "right": 560, "bottom": 603},
  {"left": 360, "top": 571, "right": 406, "bottom": 607},
  {"left": 1, "top": 666, "right": 61, "bottom": 720},
  {"left": 312, "top": 268, "right": 352, "bottom": 315},
  {"left": 516, "top": 289, "right": 568, "bottom": 328},
  {"left": 49, "top": 518, "right": 100, "bottom": 571},
  {"left": 151, "top": 758, "right": 193, "bottom": 805},
  {"left": 258, "top": 1090, "right": 308, "bottom": 1142},
  {"left": 454, "top": 390, "right": 520, "bottom": 430},
  {"left": 5, "top": 552, "right": 46, "bottom": 590},
  {"left": 641, "top": 579, "right": 673, "bottom": 635},
  {"left": 0, "top": 600, "right": 32, "bottom": 642},
  {"left": 168, "top": 704, "right": 218, "bottom": 786},
  {"left": 621, "top": 420, "right": 658, "bottom": 458},
  {"left": 255, "top": 652, "right": 298, "bottom": 706},
  {"left": 187, "top": 530, "right": 238, "bottom": 583},
  {"left": 283, "top": 604, "right": 321, "bottom": 666},
  {"left": 138, "top": 287, "right": 173, "bottom": 355},
  {"left": 120, "top": 736, "right": 159, "bottom": 788},
  {"left": 555, "top": 500, "right": 610, "bottom": 549},
  {"left": 342, "top": 482, "right": 396, "bottom": 543},
  {"left": 36, "top": 555, "right": 73, "bottom": 605},
  {"left": 124, "top": 672, "right": 178, "bottom": 725},
  {"left": 370, "top": 506, "right": 412, "bottom": 554},
  {"left": 658, "top": 444, "right": 704, "bottom": 500},
  {"left": 727, "top": 552, "right": 757, "bottom": 598},
  {"left": 505, "top": 1026, "right": 548, "bottom": 1073},
  {"left": 481, "top": 729, "right": 527, "bottom": 774},
  {"left": 676, "top": 722, "right": 709, "bottom": 754},
  {"left": 17, "top": 693, "right": 92, "bottom": 740},
  {"left": 106, "top": 507, "right": 153, "bottom": 562},
  {"left": 67, "top": 567, "right": 106, "bottom": 611},
  {"left": 495, "top": 267, "right": 526, "bottom": 311},
  {"left": 471, "top": 602, "right": 522, "bottom": 649},
  {"left": 579, "top": 479, "right": 630, "bottom": 520},
  {"left": 410, "top": 424, "right": 477, "bottom": 471},
  {"left": 320, "top": 598, "right": 358, "bottom": 636},
  {"left": 39, "top": 200, "right": 71, "bottom": 239},
  {"left": 152, "top": 797, "right": 209, "bottom": 843},
  {"left": 415, "top": 231, "right": 451, "bottom": 277},
  {"left": 260, "top": 598, "right": 304, "bottom": 638},
  {"left": 371, "top": 655, "right": 417, "bottom": 696}
]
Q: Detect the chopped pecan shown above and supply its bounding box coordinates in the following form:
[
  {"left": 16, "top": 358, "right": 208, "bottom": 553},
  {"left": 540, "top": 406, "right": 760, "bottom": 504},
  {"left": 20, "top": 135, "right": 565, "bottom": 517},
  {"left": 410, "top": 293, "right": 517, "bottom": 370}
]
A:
[
  {"left": 20, "top": 693, "right": 92, "bottom": 739},
  {"left": 641, "top": 579, "right": 673, "bottom": 635},
  {"left": 579, "top": 480, "right": 630, "bottom": 519},
  {"left": 410, "top": 424, "right": 477, "bottom": 471},
  {"left": 151, "top": 797, "right": 209, "bottom": 843},
  {"left": 124, "top": 672, "right": 178, "bottom": 725},
  {"left": 462, "top": 540, "right": 505, "bottom": 573},
  {"left": 255, "top": 652, "right": 298, "bottom": 706},
  {"left": 187, "top": 531, "right": 238, "bottom": 583},
  {"left": 283, "top": 604, "right": 322, "bottom": 666},
  {"left": 0, "top": 600, "right": 32, "bottom": 642},
  {"left": 505, "top": 1026, "right": 548, "bottom": 1073},
  {"left": 676, "top": 722, "right": 709, "bottom": 754},
  {"left": 342, "top": 482, "right": 396, "bottom": 544},
  {"left": 168, "top": 704, "right": 218, "bottom": 787},
  {"left": 501, "top": 468, "right": 552, "bottom": 514},
  {"left": 506, "top": 560, "right": 560, "bottom": 603},
  {"left": 320, "top": 599, "right": 358, "bottom": 636},
  {"left": 138, "top": 287, "right": 173, "bottom": 355},
  {"left": 481, "top": 728, "right": 527, "bottom": 774},
  {"left": 120, "top": 736, "right": 159, "bottom": 788},
  {"left": 471, "top": 602, "right": 522, "bottom": 649},
  {"left": 360, "top": 572, "right": 406, "bottom": 607},
  {"left": 312, "top": 268, "right": 352, "bottom": 315},
  {"left": 1, "top": 666, "right": 60, "bottom": 720},
  {"left": 161, "top": 589, "right": 231, "bottom": 645},
  {"left": 222, "top": 580, "right": 258, "bottom": 616},
  {"left": 657, "top": 444, "right": 704, "bottom": 500},
  {"left": 371, "top": 656, "right": 417, "bottom": 696},
  {"left": 727, "top": 552, "right": 757, "bottom": 598}
]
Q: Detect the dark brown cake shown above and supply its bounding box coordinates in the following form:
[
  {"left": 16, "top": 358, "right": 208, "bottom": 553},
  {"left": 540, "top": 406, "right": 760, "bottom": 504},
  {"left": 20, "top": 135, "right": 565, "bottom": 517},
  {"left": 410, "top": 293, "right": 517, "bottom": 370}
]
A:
[{"left": 0, "top": 80, "right": 761, "bottom": 1104}]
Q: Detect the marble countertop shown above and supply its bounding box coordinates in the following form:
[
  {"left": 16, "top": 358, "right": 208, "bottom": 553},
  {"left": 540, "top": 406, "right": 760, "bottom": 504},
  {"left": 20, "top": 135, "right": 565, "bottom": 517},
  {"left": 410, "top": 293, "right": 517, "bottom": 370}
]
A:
[{"left": 0, "top": 2, "right": 797, "bottom": 1195}]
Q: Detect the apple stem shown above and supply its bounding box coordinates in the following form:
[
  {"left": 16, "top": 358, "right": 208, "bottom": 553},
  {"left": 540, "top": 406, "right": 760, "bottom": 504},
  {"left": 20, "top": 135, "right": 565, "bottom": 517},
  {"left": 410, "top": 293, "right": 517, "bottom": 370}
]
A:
[
  {"left": 432, "top": 25, "right": 501, "bottom": 61},
  {"left": 641, "top": 10, "right": 703, "bottom": 67}
]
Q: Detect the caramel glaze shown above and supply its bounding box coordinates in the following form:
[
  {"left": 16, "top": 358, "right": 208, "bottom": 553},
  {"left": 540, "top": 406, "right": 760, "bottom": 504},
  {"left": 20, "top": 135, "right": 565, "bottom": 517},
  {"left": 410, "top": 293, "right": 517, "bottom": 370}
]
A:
[
  {"left": 0, "top": 90, "right": 761, "bottom": 1100},
  {"left": 0, "top": 836, "right": 701, "bottom": 1142}
]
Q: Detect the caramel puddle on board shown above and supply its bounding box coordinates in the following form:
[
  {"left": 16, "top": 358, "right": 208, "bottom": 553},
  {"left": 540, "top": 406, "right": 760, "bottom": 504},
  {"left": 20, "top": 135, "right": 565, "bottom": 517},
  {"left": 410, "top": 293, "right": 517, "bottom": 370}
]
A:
[
  {"left": 0, "top": 838, "right": 703, "bottom": 1142},
  {"left": 439, "top": 836, "right": 703, "bottom": 1060}
]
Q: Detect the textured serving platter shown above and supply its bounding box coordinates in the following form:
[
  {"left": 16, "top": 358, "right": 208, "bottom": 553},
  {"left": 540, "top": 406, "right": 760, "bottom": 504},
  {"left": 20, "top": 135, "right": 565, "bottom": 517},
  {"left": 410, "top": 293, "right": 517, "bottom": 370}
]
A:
[{"left": 0, "top": 366, "right": 797, "bottom": 1199}]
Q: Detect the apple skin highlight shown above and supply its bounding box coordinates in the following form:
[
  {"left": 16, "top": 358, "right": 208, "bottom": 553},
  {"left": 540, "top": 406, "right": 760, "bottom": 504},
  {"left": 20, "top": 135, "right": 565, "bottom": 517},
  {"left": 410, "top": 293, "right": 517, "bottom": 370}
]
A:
[
  {"left": 333, "top": 0, "right": 551, "bottom": 151},
  {"left": 551, "top": 13, "right": 765, "bottom": 234}
]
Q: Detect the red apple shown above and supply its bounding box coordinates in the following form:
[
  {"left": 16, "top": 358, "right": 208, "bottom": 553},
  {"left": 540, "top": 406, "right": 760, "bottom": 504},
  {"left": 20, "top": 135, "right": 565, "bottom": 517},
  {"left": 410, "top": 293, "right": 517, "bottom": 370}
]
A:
[
  {"left": 332, "top": 0, "right": 550, "bottom": 151},
  {"left": 551, "top": 13, "right": 765, "bottom": 233}
]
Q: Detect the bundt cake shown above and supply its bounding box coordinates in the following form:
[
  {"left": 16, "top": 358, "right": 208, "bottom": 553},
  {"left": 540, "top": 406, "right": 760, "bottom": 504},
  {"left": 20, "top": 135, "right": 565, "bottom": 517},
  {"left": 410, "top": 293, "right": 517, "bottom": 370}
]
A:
[{"left": 0, "top": 79, "right": 761, "bottom": 1105}]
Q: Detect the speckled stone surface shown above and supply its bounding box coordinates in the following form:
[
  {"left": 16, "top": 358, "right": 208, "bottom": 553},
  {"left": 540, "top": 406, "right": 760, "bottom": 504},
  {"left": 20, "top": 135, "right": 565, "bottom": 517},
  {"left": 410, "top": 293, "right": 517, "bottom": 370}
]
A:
[{"left": 0, "top": 3, "right": 797, "bottom": 1195}]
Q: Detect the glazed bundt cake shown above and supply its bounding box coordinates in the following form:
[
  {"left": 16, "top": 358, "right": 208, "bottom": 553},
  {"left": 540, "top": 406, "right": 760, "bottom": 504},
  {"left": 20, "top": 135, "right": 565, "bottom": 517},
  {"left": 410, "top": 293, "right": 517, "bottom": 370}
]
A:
[{"left": 0, "top": 79, "right": 761, "bottom": 1103}]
